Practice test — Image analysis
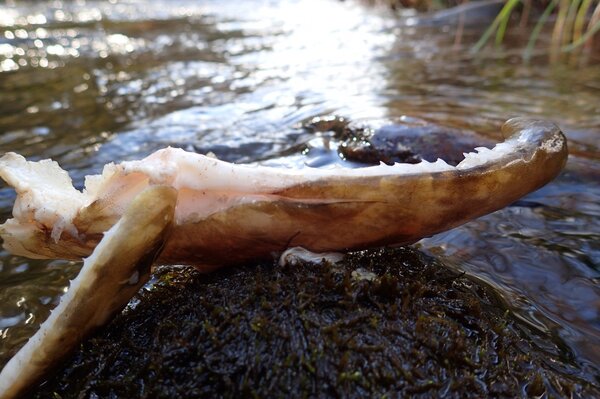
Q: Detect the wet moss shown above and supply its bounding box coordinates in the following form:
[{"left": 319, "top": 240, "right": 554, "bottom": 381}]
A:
[{"left": 33, "top": 248, "right": 598, "bottom": 398}]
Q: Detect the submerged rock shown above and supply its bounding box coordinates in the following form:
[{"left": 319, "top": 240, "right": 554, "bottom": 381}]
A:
[
  {"left": 304, "top": 115, "right": 494, "bottom": 166},
  {"left": 339, "top": 123, "right": 494, "bottom": 166},
  {"left": 33, "top": 248, "right": 598, "bottom": 398}
]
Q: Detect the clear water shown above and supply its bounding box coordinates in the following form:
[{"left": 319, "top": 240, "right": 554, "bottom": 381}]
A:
[{"left": 0, "top": 0, "right": 599, "bottom": 384}]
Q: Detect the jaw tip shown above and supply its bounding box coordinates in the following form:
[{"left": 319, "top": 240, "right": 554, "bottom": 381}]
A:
[{"left": 501, "top": 117, "right": 562, "bottom": 139}]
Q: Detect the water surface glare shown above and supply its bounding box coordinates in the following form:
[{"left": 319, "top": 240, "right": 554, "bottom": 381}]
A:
[{"left": 0, "top": 0, "right": 599, "bottom": 386}]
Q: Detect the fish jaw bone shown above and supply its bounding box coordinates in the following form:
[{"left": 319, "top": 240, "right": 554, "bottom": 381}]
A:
[
  {"left": 157, "top": 118, "right": 568, "bottom": 266},
  {"left": 0, "top": 153, "right": 91, "bottom": 259},
  {"left": 0, "top": 186, "right": 177, "bottom": 399},
  {"left": 0, "top": 118, "right": 567, "bottom": 268}
]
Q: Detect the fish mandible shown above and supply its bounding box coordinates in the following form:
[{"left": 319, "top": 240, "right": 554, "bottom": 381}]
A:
[{"left": 0, "top": 118, "right": 567, "bottom": 271}]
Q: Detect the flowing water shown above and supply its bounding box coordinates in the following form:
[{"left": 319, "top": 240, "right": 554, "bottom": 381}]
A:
[{"left": 0, "top": 0, "right": 599, "bottom": 388}]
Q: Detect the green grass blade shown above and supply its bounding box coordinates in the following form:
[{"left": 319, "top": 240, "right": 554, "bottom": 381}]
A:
[
  {"left": 562, "top": 18, "right": 600, "bottom": 52},
  {"left": 563, "top": 0, "right": 582, "bottom": 45},
  {"left": 573, "top": 0, "right": 594, "bottom": 44},
  {"left": 472, "top": 0, "right": 522, "bottom": 53},
  {"left": 495, "top": 0, "right": 523, "bottom": 46},
  {"left": 523, "top": 0, "right": 559, "bottom": 62}
]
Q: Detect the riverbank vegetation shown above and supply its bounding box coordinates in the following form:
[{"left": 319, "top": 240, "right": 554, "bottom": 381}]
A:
[
  {"left": 372, "top": 0, "right": 600, "bottom": 61},
  {"left": 473, "top": 0, "right": 600, "bottom": 61}
]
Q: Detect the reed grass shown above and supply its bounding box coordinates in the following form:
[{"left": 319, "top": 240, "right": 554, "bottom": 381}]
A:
[{"left": 472, "top": 0, "right": 600, "bottom": 61}]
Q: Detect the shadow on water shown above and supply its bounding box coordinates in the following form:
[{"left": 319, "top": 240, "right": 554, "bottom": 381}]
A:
[{"left": 0, "top": 0, "right": 599, "bottom": 392}]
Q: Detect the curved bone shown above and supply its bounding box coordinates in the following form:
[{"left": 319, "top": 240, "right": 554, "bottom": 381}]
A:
[
  {"left": 0, "top": 186, "right": 177, "bottom": 399},
  {"left": 0, "top": 118, "right": 567, "bottom": 271}
]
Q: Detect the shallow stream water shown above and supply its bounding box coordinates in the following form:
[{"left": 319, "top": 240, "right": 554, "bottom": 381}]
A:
[{"left": 0, "top": 0, "right": 599, "bottom": 388}]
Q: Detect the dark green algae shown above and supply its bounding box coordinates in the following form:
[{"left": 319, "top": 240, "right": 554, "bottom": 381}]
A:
[{"left": 31, "top": 248, "right": 598, "bottom": 398}]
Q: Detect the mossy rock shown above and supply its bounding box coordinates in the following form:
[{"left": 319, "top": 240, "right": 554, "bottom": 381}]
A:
[{"left": 34, "top": 247, "right": 598, "bottom": 398}]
